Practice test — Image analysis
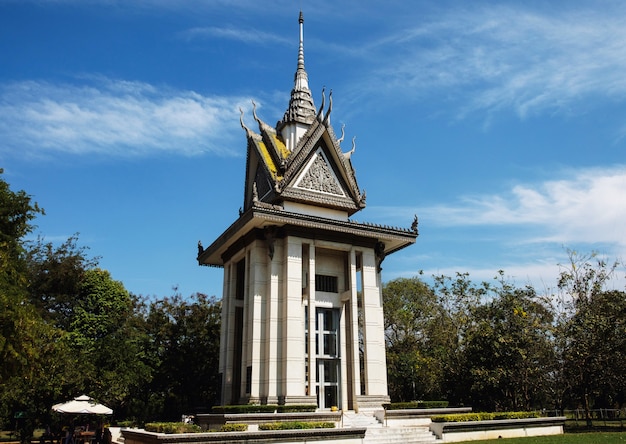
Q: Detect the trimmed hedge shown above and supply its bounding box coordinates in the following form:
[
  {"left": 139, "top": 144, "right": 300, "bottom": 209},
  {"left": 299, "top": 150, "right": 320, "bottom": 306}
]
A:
[
  {"left": 211, "top": 404, "right": 317, "bottom": 414},
  {"left": 144, "top": 422, "right": 202, "bottom": 433},
  {"left": 217, "top": 424, "right": 248, "bottom": 432},
  {"left": 387, "top": 401, "right": 449, "bottom": 410},
  {"left": 258, "top": 421, "right": 335, "bottom": 430},
  {"left": 431, "top": 411, "right": 542, "bottom": 423}
]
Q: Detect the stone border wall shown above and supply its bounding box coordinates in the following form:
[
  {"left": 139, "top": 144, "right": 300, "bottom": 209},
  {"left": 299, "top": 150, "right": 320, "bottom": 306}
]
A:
[
  {"left": 121, "top": 427, "right": 366, "bottom": 444},
  {"left": 429, "top": 416, "right": 566, "bottom": 442},
  {"left": 196, "top": 411, "right": 342, "bottom": 430},
  {"left": 376, "top": 407, "right": 473, "bottom": 427}
]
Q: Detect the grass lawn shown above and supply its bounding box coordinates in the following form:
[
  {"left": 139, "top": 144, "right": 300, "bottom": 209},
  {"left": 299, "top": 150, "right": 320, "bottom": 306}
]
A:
[{"left": 459, "top": 432, "right": 626, "bottom": 444}]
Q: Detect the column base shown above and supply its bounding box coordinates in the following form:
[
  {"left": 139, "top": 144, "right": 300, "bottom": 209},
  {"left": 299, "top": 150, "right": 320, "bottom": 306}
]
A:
[
  {"left": 355, "top": 395, "right": 391, "bottom": 412},
  {"left": 280, "top": 395, "right": 318, "bottom": 406}
]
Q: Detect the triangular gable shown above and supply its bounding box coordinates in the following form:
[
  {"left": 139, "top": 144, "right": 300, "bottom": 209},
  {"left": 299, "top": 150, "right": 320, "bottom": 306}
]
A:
[
  {"left": 276, "top": 117, "right": 364, "bottom": 215},
  {"left": 240, "top": 100, "right": 365, "bottom": 216},
  {"left": 294, "top": 148, "right": 347, "bottom": 197}
]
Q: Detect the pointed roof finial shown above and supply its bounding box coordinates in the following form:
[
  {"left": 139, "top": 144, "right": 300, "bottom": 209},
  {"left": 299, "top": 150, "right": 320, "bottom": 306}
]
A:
[
  {"left": 298, "top": 11, "right": 305, "bottom": 72},
  {"left": 278, "top": 11, "right": 316, "bottom": 128}
]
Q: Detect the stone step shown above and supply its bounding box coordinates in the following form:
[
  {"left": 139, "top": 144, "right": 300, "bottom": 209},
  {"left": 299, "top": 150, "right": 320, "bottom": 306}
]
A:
[
  {"left": 341, "top": 412, "right": 383, "bottom": 428},
  {"left": 364, "top": 427, "right": 438, "bottom": 444}
]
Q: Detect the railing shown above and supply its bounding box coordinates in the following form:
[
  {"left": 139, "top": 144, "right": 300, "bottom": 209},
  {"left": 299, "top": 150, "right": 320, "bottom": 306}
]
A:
[{"left": 543, "top": 409, "right": 624, "bottom": 427}]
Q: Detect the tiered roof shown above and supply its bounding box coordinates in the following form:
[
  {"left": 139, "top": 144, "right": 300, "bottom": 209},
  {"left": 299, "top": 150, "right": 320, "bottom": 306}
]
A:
[{"left": 197, "top": 12, "right": 417, "bottom": 267}]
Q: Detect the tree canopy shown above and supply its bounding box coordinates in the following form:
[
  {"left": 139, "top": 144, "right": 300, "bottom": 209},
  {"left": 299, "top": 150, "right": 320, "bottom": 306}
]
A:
[{"left": 2, "top": 169, "right": 625, "bottom": 437}]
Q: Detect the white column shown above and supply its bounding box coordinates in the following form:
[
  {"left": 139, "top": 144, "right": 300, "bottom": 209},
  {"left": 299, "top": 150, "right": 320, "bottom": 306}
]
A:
[
  {"left": 359, "top": 249, "right": 390, "bottom": 405},
  {"left": 219, "top": 262, "right": 232, "bottom": 405},
  {"left": 306, "top": 244, "right": 316, "bottom": 400},
  {"left": 266, "top": 238, "right": 282, "bottom": 404},
  {"left": 282, "top": 237, "right": 307, "bottom": 404},
  {"left": 246, "top": 242, "right": 267, "bottom": 403},
  {"left": 348, "top": 249, "right": 361, "bottom": 410}
]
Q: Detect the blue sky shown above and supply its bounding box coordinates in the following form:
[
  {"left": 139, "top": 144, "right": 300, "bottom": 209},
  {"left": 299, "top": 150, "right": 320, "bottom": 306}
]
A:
[{"left": 1, "top": 0, "right": 625, "bottom": 299}]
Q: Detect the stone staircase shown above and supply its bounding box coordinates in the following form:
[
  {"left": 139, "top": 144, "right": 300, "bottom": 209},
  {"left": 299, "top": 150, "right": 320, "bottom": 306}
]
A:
[
  {"left": 363, "top": 426, "right": 438, "bottom": 444},
  {"left": 342, "top": 412, "right": 438, "bottom": 444}
]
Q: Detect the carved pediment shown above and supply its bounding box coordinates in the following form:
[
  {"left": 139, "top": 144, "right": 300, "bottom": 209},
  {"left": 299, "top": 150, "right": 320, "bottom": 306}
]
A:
[{"left": 294, "top": 149, "right": 346, "bottom": 197}]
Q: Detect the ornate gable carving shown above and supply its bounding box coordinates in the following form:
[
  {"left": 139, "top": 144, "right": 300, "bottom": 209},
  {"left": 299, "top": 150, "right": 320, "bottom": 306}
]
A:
[{"left": 295, "top": 149, "right": 346, "bottom": 197}]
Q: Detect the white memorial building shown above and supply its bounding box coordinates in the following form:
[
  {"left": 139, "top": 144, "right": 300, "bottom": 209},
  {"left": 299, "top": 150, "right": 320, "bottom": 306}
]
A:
[{"left": 197, "top": 12, "right": 418, "bottom": 412}]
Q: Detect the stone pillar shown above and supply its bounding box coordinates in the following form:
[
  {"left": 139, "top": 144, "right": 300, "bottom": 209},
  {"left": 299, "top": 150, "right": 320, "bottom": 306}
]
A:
[
  {"left": 281, "top": 237, "right": 310, "bottom": 404},
  {"left": 219, "top": 262, "right": 232, "bottom": 405},
  {"left": 356, "top": 248, "right": 390, "bottom": 410},
  {"left": 246, "top": 242, "right": 266, "bottom": 404},
  {"left": 348, "top": 248, "right": 361, "bottom": 411},
  {"left": 305, "top": 243, "right": 316, "bottom": 401},
  {"left": 265, "top": 237, "right": 282, "bottom": 404}
]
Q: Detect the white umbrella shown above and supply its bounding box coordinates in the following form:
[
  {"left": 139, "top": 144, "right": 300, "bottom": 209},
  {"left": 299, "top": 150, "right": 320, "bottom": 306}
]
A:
[{"left": 52, "top": 395, "right": 113, "bottom": 415}]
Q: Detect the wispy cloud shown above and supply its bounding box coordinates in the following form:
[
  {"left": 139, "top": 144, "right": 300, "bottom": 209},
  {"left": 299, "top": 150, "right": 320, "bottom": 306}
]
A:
[
  {"left": 0, "top": 78, "right": 253, "bottom": 158},
  {"left": 419, "top": 166, "right": 626, "bottom": 247},
  {"left": 373, "top": 166, "right": 626, "bottom": 289},
  {"left": 181, "top": 26, "right": 290, "bottom": 46},
  {"left": 369, "top": 165, "right": 626, "bottom": 276},
  {"left": 357, "top": 3, "right": 626, "bottom": 119}
]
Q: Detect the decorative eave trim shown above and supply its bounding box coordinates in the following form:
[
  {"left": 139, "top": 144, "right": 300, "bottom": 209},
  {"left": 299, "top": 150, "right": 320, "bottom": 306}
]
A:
[
  {"left": 252, "top": 102, "right": 288, "bottom": 174},
  {"left": 197, "top": 205, "right": 418, "bottom": 267},
  {"left": 280, "top": 186, "right": 359, "bottom": 213}
]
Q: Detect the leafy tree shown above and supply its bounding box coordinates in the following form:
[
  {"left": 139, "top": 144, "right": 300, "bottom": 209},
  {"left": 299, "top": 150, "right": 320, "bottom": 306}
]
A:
[
  {"left": 25, "top": 234, "right": 98, "bottom": 329},
  {"left": 383, "top": 277, "right": 443, "bottom": 401},
  {"left": 432, "top": 272, "right": 488, "bottom": 406},
  {"left": 556, "top": 251, "right": 626, "bottom": 421},
  {"left": 65, "top": 268, "right": 151, "bottom": 411},
  {"left": 136, "top": 292, "right": 221, "bottom": 422},
  {"left": 460, "top": 276, "right": 555, "bottom": 411},
  {"left": 0, "top": 169, "right": 60, "bottom": 442}
]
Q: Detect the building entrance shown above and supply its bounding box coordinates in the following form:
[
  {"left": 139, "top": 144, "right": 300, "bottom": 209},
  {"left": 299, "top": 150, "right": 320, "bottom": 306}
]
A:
[{"left": 315, "top": 308, "right": 340, "bottom": 409}]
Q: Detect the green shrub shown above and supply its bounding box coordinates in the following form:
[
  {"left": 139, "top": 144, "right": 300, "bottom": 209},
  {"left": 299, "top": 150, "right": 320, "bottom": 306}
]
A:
[
  {"left": 258, "top": 421, "right": 335, "bottom": 430},
  {"left": 431, "top": 412, "right": 542, "bottom": 423},
  {"left": 388, "top": 401, "right": 449, "bottom": 410},
  {"left": 218, "top": 424, "right": 248, "bottom": 432},
  {"left": 144, "top": 422, "right": 202, "bottom": 433},
  {"left": 211, "top": 404, "right": 317, "bottom": 414},
  {"left": 212, "top": 405, "right": 275, "bottom": 414},
  {"left": 277, "top": 404, "right": 317, "bottom": 413},
  {"left": 116, "top": 421, "right": 135, "bottom": 428}
]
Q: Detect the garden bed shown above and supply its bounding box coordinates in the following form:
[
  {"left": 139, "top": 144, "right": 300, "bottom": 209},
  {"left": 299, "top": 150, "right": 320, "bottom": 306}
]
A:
[
  {"left": 196, "top": 411, "right": 341, "bottom": 431},
  {"left": 121, "top": 427, "right": 365, "bottom": 444},
  {"left": 428, "top": 416, "right": 567, "bottom": 442}
]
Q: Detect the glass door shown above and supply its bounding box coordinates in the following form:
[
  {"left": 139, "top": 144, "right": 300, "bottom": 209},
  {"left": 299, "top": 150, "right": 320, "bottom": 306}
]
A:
[{"left": 315, "top": 308, "right": 340, "bottom": 409}]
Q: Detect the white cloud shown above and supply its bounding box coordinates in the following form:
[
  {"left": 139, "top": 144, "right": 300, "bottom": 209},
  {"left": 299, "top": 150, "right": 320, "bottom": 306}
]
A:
[
  {"left": 0, "top": 79, "right": 253, "bottom": 158},
  {"left": 368, "top": 165, "right": 626, "bottom": 290},
  {"left": 358, "top": 3, "right": 626, "bottom": 118},
  {"left": 416, "top": 166, "right": 626, "bottom": 246},
  {"left": 181, "top": 26, "right": 290, "bottom": 46}
]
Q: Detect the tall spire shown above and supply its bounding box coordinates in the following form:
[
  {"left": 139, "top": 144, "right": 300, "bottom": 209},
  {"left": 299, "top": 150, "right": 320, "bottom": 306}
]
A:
[
  {"left": 278, "top": 11, "right": 316, "bottom": 129},
  {"left": 297, "top": 11, "right": 305, "bottom": 76}
]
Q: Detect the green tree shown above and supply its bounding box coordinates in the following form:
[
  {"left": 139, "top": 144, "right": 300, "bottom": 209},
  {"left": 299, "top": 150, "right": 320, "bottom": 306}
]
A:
[
  {"left": 383, "top": 277, "right": 443, "bottom": 401},
  {"left": 64, "top": 268, "right": 151, "bottom": 413},
  {"left": 556, "top": 251, "right": 626, "bottom": 421},
  {"left": 432, "top": 272, "right": 488, "bottom": 407},
  {"left": 25, "top": 234, "right": 98, "bottom": 329},
  {"left": 137, "top": 292, "right": 221, "bottom": 422},
  {"left": 0, "top": 169, "right": 61, "bottom": 442},
  {"left": 460, "top": 276, "right": 555, "bottom": 411}
]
